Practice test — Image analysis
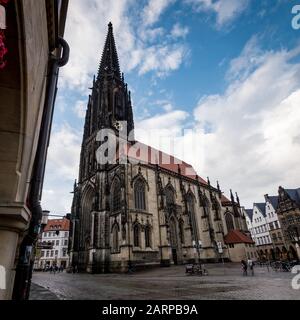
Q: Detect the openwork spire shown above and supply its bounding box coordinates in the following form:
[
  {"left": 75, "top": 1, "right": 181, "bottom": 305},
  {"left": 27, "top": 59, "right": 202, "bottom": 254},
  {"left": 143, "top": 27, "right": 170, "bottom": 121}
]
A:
[{"left": 97, "top": 22, "right": 121, "bottom": 79}]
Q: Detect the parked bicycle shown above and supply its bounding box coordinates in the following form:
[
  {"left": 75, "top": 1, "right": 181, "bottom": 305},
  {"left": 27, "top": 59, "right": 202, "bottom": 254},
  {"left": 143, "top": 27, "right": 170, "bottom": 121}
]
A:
[{"left": 185, "top": 263, "right": 208, "bottom": 276}]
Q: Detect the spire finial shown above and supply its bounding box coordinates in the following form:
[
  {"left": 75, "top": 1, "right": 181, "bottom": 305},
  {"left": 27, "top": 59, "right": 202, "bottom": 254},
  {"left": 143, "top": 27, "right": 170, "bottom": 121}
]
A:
[
  {"left": 97, "top": 21, "right": 121, "bottom": 79},
  {"left": 207, "top": 177, "right": 210, "bottom": 186},
  {"left": 235, "top": 192, "right": 240, "bottom": 206}
]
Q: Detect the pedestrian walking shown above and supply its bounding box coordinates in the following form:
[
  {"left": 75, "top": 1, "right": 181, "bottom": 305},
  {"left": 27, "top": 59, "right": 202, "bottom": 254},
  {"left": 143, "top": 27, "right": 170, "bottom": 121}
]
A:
[
  {"left": 49, "top": 265, "right": 53, "bottom": 274},
  {"left": 247, "top": 258, "right": 254, "bottom": 276},
  {"left": 241, "top": 260, "right": 247, "bottom": 276},
  {"left": 54, "top": 265, "right": 58, "bottom": 274}
]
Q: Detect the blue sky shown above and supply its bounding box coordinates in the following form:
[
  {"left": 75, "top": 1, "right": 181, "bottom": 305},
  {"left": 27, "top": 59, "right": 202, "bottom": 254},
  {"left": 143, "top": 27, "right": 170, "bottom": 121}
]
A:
[{"left": 42, "top": 0, "right": 300, "bottom": 214}]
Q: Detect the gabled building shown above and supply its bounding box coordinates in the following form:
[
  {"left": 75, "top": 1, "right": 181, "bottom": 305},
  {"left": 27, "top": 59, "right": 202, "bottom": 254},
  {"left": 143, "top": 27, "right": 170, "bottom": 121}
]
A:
[
  {"left": 34, "top": 217, "right": 70, "bottom": 270},
  {"left": 245, "top": 188, "right": 300, "bottom": 261},
  {"left": 264, "top": 194, "right": 284, "bottom": 260},
  {"left": 248, "top": 203, "right": 272, "bottom": 260},
  {"left": 276, "top": 186, "right": 300, "bottom": 260},
  {"left": 224, "top": 230, "right": 256, "bottom": 262}
]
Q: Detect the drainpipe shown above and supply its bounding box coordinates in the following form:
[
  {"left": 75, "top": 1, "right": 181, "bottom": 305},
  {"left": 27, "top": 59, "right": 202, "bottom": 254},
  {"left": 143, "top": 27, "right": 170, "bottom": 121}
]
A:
[{"left": 12, "top": 37, "right": 69, "bottom": 300}]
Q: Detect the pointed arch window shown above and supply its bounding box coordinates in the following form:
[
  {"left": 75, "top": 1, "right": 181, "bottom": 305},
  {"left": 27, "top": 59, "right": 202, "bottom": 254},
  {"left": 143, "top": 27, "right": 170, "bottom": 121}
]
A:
[
  {"left": 225, "top": 212, "right": 235, "bottom": 232},
  {"left": 133, "top": 224, "right": 140, "bottom": 247},
  {"left": 112, "top": 179, "right": 121, "bottom": 212},
  {"left": 134, "top": 179, "right": 146, "bottom": 210},
  {"left": 112, "top": 225, "right": 119, "bottom": 252},
  {"left": 165, "top": 186, "right": 175, "bottom": 206},
  {"left": 145, "top": 225, "right": 151, "bottom": 248},
  {"left": 187, "top": 193, "right": 198, "bottom": 240},
  {"left": 179, "top": 220, "right": 185, "bottom": 244}
]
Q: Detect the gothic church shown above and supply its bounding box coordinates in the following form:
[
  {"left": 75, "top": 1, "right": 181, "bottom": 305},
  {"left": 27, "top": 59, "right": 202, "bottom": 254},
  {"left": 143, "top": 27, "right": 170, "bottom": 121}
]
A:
[{"left": 69, "top": 23, "right": 250, "bottom": 273}]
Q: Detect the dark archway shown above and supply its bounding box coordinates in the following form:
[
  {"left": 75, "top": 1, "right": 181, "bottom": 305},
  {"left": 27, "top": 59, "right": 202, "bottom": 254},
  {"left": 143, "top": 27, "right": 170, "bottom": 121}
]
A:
[
  {"left": 270, "top": 248, "right": 275, "bottom": 261},
  {"left": 79, "top": 185, "right": 94, "bottom": 270},
  {"left": 289, "top": 246, "right": 298, "bottom": 260},
  {"left": 282, "top": 247, "right": 288, "bottom": 261}
]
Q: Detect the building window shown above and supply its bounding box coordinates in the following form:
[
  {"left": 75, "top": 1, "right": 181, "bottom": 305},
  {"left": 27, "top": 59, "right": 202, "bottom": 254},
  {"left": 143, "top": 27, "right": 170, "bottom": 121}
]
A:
[
  {"left": 165, "top": 186, "right": 175, "bottom": 206},
  {"left": 134, "top": 179, "right": 146, "bottom": 210},
  {"left": 41, "top": 251, "right": 45, "bottom": 257},
  {"left": 179, "top": 220, "right": 185, "bottom": 244},
  {"left": 56, "top": 240, "right": 59, "bottom": 246},
  {"left": 64, "top": 232, "right": 68, "bottom": 237},
  {"left": 112, "top": 225, "right": 119, "bottom": 252},
  {"left": 55, "top": 250, "right": 58, "bottom": 256},
  {"left": 112, "top": 179, "right": 121, "bottom": 212},
  {"left": 145, "top": 225, "right": 151, "bottom": 248},
  {"left": 50, "top": 251, "right": 54, "bottom": 257},
  {"left": 64, "top": 240, "right": 68, "bottom": 246},
  {"left": 225, "top": 212, "right": 235, "bottom": 232},
  {"left": 46, "top": 251, "right": 50, "bottom": 257},
  {"left": 62, "top": 248, "right": 67, "bottom": 257},
  {"left": 133, "top": 224, "right": 140, "bottom": 247}
]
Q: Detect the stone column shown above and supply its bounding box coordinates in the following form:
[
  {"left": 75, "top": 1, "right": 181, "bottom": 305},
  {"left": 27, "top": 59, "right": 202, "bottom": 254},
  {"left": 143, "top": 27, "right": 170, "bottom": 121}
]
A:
[{"left": 0, "top": 205, "right": 30, "bottom": 299}]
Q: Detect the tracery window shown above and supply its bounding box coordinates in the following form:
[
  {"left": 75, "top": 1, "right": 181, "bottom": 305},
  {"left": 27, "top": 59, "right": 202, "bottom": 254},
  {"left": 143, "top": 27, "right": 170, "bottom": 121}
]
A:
[
  {"left": 134, "top": 179, "right": 146, "bottom": 210},
  {"left": 133, "top": 224, "right": 140, "bottom": 247},
  {"left": 179, "top": 220, "right": 185, "bottom": 244},
  {"left": 145, "top": 225, "right": 151, "bottom": 248},
  {"left": 165, "top": 186, "right": 175, "bottom": 206},
  {"left": 112, "top": 179, "right": 121, "bottom": 212},
  {"left": 225, "top": 212, "right": 235, "bottom": 232},
  {"left": 112, "top": 224, "right": 119, "bottom": 252}
]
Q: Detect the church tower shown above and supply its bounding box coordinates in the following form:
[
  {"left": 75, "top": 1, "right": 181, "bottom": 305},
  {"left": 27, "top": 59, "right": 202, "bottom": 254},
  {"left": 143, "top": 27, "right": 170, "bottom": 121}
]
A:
[
  {"left": 70, "top": 23, "right": 135, "bottom": 272},
  {"left": 79, "top": 22, "right": 134, "bottom": 182},
  {"left": 69, "top": 22, "right": 246, "bottom": 274}
]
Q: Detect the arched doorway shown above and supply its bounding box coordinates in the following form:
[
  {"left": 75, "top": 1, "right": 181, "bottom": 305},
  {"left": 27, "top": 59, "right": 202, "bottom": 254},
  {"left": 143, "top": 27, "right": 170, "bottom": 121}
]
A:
[
  {"left": 79, "top": 185, "right": 94, "bottom": 270},
  {"left": 259, "top": 250, "right": 263, "bottom": 260},
  {"left": 270, "top": 248, "right": 275, "bottom": 261},
  {"left": 275, "top": 247, "right": 281, "bottom": 260},
  {"left": 282, "top": 247, "right": 288, "bottom": 261},
  {"left": 289, "top": 246, "right": 298, "bottom": 260}
]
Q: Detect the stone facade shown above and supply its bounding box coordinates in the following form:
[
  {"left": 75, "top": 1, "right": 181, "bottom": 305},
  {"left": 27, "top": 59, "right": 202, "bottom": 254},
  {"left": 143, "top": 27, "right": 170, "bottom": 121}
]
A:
[
  {"left": 0, "top": 0, "right": 68, "bottom": 299},
  {"left": 276, "top": 186, "right": 300, "bottom": 260},
  {"left": 69, "top": 23, "right": 251, "bottom": 273}
]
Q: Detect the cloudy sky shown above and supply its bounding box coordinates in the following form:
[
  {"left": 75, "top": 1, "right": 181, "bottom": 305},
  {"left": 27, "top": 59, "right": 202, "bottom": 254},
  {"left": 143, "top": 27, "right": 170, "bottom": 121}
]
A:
[{"left": 42, "top": 0, "right": 300, "bottom": 215}]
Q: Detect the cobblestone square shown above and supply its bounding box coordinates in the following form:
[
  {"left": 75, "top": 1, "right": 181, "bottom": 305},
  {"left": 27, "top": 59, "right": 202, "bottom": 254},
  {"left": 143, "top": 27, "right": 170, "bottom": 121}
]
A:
[{"left": 30, "top": 263, "right": 300, "bottom": 300}]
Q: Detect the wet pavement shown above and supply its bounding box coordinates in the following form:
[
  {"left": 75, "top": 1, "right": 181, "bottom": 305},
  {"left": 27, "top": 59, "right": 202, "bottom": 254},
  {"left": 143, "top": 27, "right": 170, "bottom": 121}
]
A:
[{"left": 30, "top": 263, "right": 300, "bottom": 300}]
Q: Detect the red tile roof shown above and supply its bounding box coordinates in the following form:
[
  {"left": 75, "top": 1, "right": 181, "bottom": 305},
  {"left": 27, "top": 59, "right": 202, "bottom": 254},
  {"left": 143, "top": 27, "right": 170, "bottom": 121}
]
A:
[
  {"left": 224, "top": 230, "right": 254, "bottom": 244},
  {"left": 44, "top": 218, "right": 70, "bottom": 232},
  {"left": 118, "top": 141, "right": 208, "bottom": 184},
  {"left": 221, "top": 194, "right": 231, "bottom": 205}
]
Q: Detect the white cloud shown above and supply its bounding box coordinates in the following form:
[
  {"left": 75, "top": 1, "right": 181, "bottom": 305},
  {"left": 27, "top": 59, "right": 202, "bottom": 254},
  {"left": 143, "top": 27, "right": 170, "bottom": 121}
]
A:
[
  {"left": 74, "top": 100, "right": 87, "bottom": 119},
  {"left": 142, "top": 0, "right": 175, "bottom": 26},
  {"left": 187, "top": 0, "right": 249, "bottom": 27},
  {"left": 42, "top": 124, "right": 82, "bottom": 213},
  {"left": 139, "top": 44, "right": 188, "bottom": 76},
  {"left": 192, "top": 40, "right": 300, "bottom": 206},
  {"left": 60, "top": 0, "right": 187, "bottom": 92},
  {"left": 170, "top": 23, "right": 189, "bottom": 38}
]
